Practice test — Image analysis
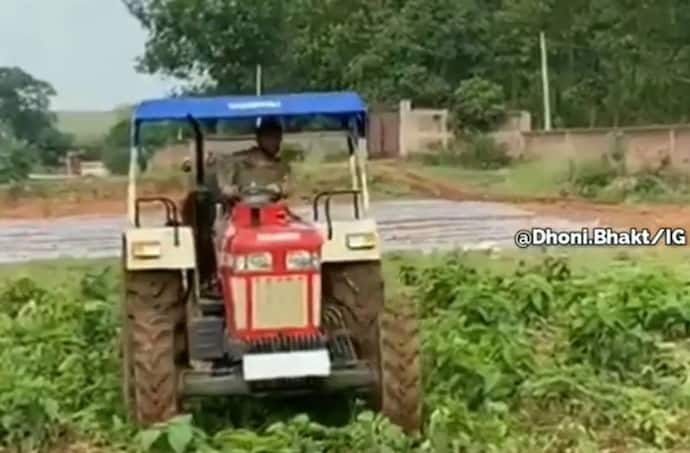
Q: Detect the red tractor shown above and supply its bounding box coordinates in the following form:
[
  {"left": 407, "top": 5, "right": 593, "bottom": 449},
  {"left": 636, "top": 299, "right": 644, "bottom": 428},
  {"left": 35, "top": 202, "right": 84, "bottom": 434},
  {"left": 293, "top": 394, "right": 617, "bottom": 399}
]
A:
[{"left": 120, "top": 92, "right": 421, "bottom": 432}]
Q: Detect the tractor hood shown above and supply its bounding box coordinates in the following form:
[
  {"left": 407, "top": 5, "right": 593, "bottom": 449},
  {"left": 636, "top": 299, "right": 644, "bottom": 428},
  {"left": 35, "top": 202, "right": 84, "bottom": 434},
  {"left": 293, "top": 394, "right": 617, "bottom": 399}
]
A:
[{"left": 227, "top": 222, "right": 323, "bottom": 255}]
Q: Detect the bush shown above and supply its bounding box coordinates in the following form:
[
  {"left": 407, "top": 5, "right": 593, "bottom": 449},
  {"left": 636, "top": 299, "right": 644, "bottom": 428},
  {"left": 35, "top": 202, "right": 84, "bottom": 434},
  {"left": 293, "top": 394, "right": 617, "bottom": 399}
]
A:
[
  {"left": 566, "top": 150, "right": 688, "bottom": 202},
  {"left": 102, "top": 147, "right": 129, "bottom": 175},
  {"left": 421, "top": 135, "right": 511, "bottom": 169},
  {"left": 458, "top": 135, "right": 512, "bottom": 169},
  {"left": 452, "top": 77, "right": 507, "bottom": 133},
  {"left": 0, "top": 136, "right": 35, "bottom": 183},
  {"left": 567, "top": 157, "right": 618, "bottom": 199},
  {"left": 103, "top": 146, "right": 153, "bottom": 175}
]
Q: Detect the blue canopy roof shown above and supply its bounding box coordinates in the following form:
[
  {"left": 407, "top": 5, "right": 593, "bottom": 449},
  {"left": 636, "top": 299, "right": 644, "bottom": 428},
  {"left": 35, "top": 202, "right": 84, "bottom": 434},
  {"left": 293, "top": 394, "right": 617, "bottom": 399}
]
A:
[{"left": 133, "top": 91, "right": 367, "bottom": 124}]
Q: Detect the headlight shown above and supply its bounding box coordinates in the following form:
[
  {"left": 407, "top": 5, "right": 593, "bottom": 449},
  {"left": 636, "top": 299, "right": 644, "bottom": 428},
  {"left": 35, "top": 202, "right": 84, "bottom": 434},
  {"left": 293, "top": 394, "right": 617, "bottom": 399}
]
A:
[
  {"left": 131, "top": 240, "right": 161, "bottom": 258},
  {"left": 233, "top": 252, "right": 272, "bottom": 272},
  {"left": 346, "top": 233, "right": 377, "bottom": 250},
  {"left": 286, "top": 250, "right": 320, "bottom": 271}
]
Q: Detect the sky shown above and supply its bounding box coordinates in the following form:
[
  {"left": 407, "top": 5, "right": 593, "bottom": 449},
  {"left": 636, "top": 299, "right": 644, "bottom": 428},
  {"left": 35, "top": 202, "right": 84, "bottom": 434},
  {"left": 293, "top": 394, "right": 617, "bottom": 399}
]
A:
[{"left": 0, "top": 0, "right": 177, "bottom": 111}]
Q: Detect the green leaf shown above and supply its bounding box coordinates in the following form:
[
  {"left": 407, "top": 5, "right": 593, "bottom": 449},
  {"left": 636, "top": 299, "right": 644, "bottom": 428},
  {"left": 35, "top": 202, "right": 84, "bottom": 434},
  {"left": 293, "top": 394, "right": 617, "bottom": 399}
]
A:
[
  {"left": 137, "top": 429, "right": 163, "bottom": 451},
  {"left": 167, "top": 422, "right": 194, "bottom": 453}
]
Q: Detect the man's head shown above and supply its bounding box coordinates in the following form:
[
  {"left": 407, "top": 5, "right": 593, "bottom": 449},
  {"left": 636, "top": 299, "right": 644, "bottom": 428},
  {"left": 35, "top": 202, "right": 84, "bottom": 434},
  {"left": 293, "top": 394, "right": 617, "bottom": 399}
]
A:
[{"left": 256, "top": 117, "right": 283, "bottom": 157}]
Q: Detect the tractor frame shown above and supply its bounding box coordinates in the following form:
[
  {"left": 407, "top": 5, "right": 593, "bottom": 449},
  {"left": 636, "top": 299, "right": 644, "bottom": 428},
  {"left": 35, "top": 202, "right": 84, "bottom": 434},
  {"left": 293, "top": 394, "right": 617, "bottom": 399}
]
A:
[{"left": 120, "top": 92, "right": 422, "bottom": 433}]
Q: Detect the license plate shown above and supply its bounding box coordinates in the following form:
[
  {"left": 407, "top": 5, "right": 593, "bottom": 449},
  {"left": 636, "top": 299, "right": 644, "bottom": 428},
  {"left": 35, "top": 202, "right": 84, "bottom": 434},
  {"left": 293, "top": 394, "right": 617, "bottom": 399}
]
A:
[{"left": 242, "top": 349, "right": 331, "bottom": 381}]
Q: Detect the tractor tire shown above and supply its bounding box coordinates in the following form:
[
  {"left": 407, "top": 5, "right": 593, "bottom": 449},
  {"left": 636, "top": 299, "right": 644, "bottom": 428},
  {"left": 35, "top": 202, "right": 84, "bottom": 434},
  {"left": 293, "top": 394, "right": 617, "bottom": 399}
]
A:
[
  {"left": 122, "top": 270, "right": 186, "bottom": 426},
  {"left": 322, "top": 262, "right": 384, "bottom": 372},
  {"left": 120, "top": 307, "right": 136, "bottom": 420},
  {"left": 378, "top": 297, "right": 423, "bottom": 434},
  {"left": 322, "top": 261, "right": 386, "bottom": 417},
  {"left": 120, "top": 248, "right": 136, "bottom": 420}
]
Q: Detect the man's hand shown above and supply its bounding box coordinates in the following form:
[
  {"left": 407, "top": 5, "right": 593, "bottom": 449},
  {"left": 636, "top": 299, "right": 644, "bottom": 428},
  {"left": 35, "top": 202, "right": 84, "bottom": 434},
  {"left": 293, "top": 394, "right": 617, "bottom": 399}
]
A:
[
  {"left": 220, "top": 184, "right": 240, "bottom": 200},
  {"left": 266, "top": 183, "right": 281, "bottom": 193}
]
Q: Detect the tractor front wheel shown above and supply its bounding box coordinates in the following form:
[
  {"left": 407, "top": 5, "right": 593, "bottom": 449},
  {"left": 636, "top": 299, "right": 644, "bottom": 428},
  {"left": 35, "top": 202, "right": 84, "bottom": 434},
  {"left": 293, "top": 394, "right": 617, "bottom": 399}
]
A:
[
  {"left": 378, "top": 297, "right": 423, "bottom": 433},
  {"left": 122, "top": 270, "right": 186, "bottom": 426}
]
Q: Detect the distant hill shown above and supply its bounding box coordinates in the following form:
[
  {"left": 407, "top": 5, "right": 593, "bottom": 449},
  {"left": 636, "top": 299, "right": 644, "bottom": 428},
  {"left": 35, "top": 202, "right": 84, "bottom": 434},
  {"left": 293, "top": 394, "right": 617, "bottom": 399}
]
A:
[{"left": 55, "top": 106, "right": 132, "bottom": 145}]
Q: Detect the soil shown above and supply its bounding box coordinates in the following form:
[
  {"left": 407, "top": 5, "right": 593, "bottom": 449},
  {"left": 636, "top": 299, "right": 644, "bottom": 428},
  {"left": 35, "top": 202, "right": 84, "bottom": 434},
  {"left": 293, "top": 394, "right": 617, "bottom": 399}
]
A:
[
  {"left": 1, "top": 169, "right": 688, "bottom": 234},
  {"left": 382, "top": 166, "right": 690, "bottom": 233}
]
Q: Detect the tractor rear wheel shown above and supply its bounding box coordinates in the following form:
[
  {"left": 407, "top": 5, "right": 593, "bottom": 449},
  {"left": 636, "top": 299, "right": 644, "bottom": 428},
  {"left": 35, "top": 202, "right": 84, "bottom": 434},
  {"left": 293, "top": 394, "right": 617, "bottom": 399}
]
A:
[
  {"left": 322, "top": 262, "right": 384, "bottom": 374},
  {"left": 378, "top": 297, "right": 422, "bottom": 433},
  {"left": 122, "top": 270, "right": 186, "bottom": 426},
  {"left": 120, "top": 307, "right": 136, "bottom": 420}
]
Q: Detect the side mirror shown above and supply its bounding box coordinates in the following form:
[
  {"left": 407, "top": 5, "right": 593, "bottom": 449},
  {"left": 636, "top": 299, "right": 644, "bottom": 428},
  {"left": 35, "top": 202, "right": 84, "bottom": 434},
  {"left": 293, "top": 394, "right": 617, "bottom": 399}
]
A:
[{"left": 181, "top": 158, "right": 191, "bottom": 173}]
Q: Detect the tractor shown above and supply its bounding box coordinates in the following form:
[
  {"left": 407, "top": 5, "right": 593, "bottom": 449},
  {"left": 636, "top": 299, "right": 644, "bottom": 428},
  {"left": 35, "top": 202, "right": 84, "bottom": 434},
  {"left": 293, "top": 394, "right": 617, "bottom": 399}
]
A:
[{"left": 120, "top": 92, "right": 422, "bottom": 433}]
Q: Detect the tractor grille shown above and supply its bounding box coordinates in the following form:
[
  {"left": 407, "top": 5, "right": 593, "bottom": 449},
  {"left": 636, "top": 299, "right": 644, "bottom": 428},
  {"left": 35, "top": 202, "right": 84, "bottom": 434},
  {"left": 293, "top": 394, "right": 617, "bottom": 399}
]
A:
[{"left": 252, "top": 275, "right": 308, "bottom": 329}]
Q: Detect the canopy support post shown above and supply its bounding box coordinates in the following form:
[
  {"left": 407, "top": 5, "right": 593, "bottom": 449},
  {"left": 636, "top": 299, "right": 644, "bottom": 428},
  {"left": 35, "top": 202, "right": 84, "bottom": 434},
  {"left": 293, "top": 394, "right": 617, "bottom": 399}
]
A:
[
  {"left": 356, "top": 138, "right": 370, "bottom": 214},
  {"left": 127, "top": 119, "right": 139, "bottom": 226},
  {"left": 187, "top": 115, "right": 205, "bottom": 187}
]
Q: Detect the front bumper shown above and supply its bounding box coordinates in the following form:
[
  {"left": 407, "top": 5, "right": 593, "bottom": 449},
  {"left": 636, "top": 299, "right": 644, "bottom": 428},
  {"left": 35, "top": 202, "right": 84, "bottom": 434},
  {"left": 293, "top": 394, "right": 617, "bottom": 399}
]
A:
[{"left": 181, "top": 364, "right": 376, "bottom": 398}]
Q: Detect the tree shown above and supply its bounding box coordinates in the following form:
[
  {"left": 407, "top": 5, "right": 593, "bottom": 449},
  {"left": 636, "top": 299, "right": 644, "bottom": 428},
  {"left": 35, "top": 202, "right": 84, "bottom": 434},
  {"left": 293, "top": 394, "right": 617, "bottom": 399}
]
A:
[
  {"left": 0, "top": 133, "right": 35, "bottom": 183},
  {"left": 0, "top": 67, "right": 73, "bottom": 165},
  {"left": 452, "top": 77, "right": 507, "bottom": 132},
  {"left": 124, "top": 0, "right": 690, "bottom": 129},
  {"left": 123, "top": 0, "right": 290, "bottom": 93},
  {"left": 0, "top": 67, "right": 56, "bottom": 143},
  {"left": 101, "top": 117, "right": 180, "bottom": 174}
]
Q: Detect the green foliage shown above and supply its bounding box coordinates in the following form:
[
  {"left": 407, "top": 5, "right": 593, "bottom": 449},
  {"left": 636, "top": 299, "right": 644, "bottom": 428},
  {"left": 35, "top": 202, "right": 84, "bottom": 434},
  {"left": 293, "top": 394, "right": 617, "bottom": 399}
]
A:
[
  {"left": 421, "top": 135, "right": 512, "bottom": 170},
  {"left": 0, "top": 134, "right": 35, "bottom": 183},
  {"left": 101, "top": 118, "right": 181, "bottom": 174},
  {"left": 566, "top": 149, "right": 690, "bottom": 203},
  {"left": 403, "top": 254, "right": 690, "bottom": 450},
  {"left": 0, "top": 66, "right": 73, "bottom": 165},
  {"left": 0, "top": 267, "right": 127, "bottom": 451},
  {"left": 457, "top": 135, "right": 512, "bottom": 169},
  {"left": 7, "top": 255, "right": 690, "bottom": 451},
  {"left": 102, "top": 147, "right": 131, "bottom": 176},
  {"left": 452, "top": 77, "right": 507, "bottom": 133},
  {"left": 125, "top": 0, "right": 690, "bottom": 128}
]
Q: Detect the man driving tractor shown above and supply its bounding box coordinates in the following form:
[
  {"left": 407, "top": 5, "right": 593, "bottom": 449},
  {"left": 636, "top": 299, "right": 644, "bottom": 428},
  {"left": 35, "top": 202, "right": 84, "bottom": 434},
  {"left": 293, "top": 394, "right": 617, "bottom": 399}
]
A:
[
  {"left": 125, "top": 92, "right": 421, "bottom": 433},
  {"left": 216, "top": 116, "right": 290, "bottom": 199},
  {"left": 181, "top": 116, "right": 291, "bottom": 290}
]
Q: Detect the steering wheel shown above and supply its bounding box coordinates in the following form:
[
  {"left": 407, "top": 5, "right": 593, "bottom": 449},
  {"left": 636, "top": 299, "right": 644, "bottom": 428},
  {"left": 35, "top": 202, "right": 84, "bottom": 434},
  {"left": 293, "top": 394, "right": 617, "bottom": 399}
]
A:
[{"left": 222, "top": 184, "right": 283, "bottom": 208}]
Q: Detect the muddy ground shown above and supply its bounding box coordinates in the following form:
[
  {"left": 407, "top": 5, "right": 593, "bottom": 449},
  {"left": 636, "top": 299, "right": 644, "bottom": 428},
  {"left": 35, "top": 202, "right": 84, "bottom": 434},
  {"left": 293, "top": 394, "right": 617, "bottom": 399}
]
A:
[
  {"left": 0, "top": 167, "right": 685, "bottom": 263},
  {"left": 0, "top": 199, "right": 597, "bottom": 263}
]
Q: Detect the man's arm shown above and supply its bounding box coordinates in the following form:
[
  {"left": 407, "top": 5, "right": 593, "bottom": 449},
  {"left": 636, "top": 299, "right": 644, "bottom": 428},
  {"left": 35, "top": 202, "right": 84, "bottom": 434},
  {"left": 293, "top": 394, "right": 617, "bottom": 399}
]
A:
[
  {"left": 214, "top": 155, "right": 240, "bottom": 198},
  {"left": 278, "top": 162, "right": 291, "bottom": 198}
]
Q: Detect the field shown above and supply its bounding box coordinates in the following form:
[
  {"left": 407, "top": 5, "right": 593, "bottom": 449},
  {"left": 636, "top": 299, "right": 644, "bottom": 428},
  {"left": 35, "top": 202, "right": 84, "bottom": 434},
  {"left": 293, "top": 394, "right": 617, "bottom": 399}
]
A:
[
  {"left": 4, "top": 249, "right": 690, "bottom": 452},
  {"left": 55, "top": 110, "right": 125, "bottom": 145},
  {"left": 4, "top": 145, "right": 690, "bottom": 451},
  {"left": 3, "top": 158, "right": 690, "bottom": 235}
]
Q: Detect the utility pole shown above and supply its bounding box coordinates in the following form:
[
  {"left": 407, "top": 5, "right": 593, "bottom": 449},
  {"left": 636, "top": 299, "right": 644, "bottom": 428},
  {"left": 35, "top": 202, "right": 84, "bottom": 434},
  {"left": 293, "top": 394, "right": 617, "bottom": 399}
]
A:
[
  {"left": 256, "top": 64, "right": 262, "bottom": 96},
  {"left": 540, "top": 31, "right": 552, "bottom": 131},
  {"left": 256, "top": 64, "right": 263, "bottom": 128}
]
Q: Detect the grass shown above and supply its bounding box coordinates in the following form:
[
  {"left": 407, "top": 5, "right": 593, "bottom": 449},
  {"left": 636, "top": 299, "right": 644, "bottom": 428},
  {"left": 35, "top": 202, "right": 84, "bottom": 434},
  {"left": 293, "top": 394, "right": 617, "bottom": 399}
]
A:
[
  {"left": 406, "top": 156, "right": 573, "bottom": 199},
  {"left": 409, "top": 150, "right": 690, "bottom": 205}
]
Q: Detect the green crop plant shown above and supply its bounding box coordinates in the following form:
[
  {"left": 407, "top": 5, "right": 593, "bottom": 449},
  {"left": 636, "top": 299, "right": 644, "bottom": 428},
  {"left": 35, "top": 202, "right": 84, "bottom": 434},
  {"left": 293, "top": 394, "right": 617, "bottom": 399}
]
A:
[{"left": 4, "top": 254, "right": 690, "bottom": 451}]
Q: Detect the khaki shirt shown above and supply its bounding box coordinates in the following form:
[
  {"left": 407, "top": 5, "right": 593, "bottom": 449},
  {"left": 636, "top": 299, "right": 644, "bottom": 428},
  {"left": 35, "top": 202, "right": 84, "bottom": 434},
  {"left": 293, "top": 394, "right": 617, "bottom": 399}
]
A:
[{"left": 214, "top": 147, "right": 290, "bottom": 196}]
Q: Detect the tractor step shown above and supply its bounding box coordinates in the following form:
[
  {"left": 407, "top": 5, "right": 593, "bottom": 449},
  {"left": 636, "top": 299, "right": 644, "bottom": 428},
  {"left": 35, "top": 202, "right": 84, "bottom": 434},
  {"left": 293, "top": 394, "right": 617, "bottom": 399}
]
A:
[{"left": 198, "top": 297, "right": 225, "bottom": 316}]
